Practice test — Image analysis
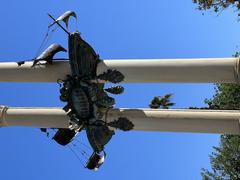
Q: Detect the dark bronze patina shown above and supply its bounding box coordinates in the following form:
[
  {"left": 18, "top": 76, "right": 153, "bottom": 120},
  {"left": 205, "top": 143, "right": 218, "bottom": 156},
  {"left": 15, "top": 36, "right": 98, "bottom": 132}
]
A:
[{"left": 33, "top": 11, "right": 134, "bottom": 170}]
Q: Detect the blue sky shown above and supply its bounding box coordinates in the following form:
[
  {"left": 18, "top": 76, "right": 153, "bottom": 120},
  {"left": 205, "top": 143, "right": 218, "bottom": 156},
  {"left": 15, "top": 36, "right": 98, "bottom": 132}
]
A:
[{"left": 0, "top": 1, "right": 239, "bottom": 180}]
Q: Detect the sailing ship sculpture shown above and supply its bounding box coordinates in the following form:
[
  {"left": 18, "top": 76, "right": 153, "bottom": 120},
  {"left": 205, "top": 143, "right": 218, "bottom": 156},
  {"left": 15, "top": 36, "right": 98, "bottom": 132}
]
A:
[
  {"left": 1, "top": 10, "right": 239, "bottom": 171},
  {"left": 28, "top": 11, "right": 134, "bottom": 170}
]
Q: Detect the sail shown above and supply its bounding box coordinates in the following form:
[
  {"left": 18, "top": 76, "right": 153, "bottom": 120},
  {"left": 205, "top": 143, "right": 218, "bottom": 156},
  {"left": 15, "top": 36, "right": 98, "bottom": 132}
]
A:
[{"left": 49, "top": 11, "right": 77, "bottom": 28}]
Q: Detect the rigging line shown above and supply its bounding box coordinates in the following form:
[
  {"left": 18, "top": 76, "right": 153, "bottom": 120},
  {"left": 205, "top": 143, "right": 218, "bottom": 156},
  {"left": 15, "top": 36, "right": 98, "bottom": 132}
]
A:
[
  {"left": 72, "top": 143, "right": 89, "bottom": 155},
  {"left": 71, "top": 144, "right": 89, "bottom": 160},
  {"left": 73, "top": 138, "right": 92, "bottom": 150},
  {"left": 48, "top": 13, "right": 70, "bottom": 35},
  {"left": 70, "top": 144, "right": 89, "bottom": 161},
  {"left": 34, "top": 27, "right": 51, "bottom": 59},
  {"left": 67, "top": 144, "right": 85, "bottom": 167},
  {"left": 72, "top": 143, "right": 89, "bottom": 156},
  {"left": 71, "top": 143, "right": 91, "bottom": 158},
  {"left": 42, "top": 25, "right": 58, "bottom": 50},
  {"left": 34, "top": 25, "right": 58, "bottom": 59}
]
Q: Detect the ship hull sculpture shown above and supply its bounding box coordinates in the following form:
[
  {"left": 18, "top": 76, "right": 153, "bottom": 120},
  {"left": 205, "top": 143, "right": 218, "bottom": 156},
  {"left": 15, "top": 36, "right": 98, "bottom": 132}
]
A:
[{"left": 31, "top": 11, "right": 134, "bottom": 170}]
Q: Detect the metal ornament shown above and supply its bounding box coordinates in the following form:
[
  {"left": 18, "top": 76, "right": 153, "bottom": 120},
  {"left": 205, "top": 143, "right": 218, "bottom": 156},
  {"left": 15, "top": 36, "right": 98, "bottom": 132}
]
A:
[
  {"left": 49, "top": 11, "right": 77, "bottom": 29},
  {"left": 32, "top": 43, "right": 67, "bottom": 66},
  {"left": 104, "top": 85, "right": 124, "bottom": 94},
  {"left": 108, "top": 117, "right": 134, "bottom": 131},
  {"left": 36, "top": 11, "right": 134, "bottom": 170},
  {"left": 85, "top": 152, "right": 105, "bottom": 170}
]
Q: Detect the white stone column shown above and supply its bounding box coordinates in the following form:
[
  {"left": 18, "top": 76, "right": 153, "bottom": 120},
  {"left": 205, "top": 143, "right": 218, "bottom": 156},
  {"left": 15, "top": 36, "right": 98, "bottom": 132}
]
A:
[
  {"left": 0, "top": 106, "right": 239, "bottom": 134},
  {"left": 0, "top": 58, "right": 239, "bottom": 83}
]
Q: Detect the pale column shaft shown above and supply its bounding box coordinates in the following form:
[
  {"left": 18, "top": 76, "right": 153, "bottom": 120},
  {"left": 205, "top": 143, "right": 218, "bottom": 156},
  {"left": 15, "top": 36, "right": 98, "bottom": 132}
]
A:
[
  {"left": 98, "top": 58, "right": 240, "bottom": 83},
  {"left": 0, "top": 58, "right": 239, "bottom": 83},
  {"left": 0, "top": 107, "right": 239, "bottom": 134},
  {"left": 0, "top": 107, "right": 69, "bottom": 128},
  {"left": 106, "top": 109, "right": 240, "bottom": 134}
]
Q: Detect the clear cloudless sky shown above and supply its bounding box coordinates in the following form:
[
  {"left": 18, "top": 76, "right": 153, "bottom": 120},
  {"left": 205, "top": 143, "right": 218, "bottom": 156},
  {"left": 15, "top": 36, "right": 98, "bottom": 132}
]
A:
[{"left": 0, "top": 1, "right": 239, "bottom": 180}]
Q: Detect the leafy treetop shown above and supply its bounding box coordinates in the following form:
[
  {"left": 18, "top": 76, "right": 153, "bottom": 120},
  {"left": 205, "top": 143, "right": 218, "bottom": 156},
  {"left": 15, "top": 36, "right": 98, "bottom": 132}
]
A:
[
  {"left": 193, "top": 0, "right": 240, "bottom": 16},
  {"left": 202, "top": 83, "right": 240, "bottom": 180}
]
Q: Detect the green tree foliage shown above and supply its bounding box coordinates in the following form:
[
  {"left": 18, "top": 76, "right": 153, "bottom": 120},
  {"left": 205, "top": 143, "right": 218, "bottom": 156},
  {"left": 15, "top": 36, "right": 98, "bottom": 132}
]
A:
[
  {"left": 193, "top": 0, "right": 240, "bottom": 16},
  {"left": 149, "top": 94, "right": 175, "bottom": 109},
  {"left": 202, "top": 134, "right": 240, "bottom": 180},
  {"left": 205, "top": 84, "right": 240, "bottom": 110},
  {"left": 201, "top": 84, "right": 240, "bottom": 179}
]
